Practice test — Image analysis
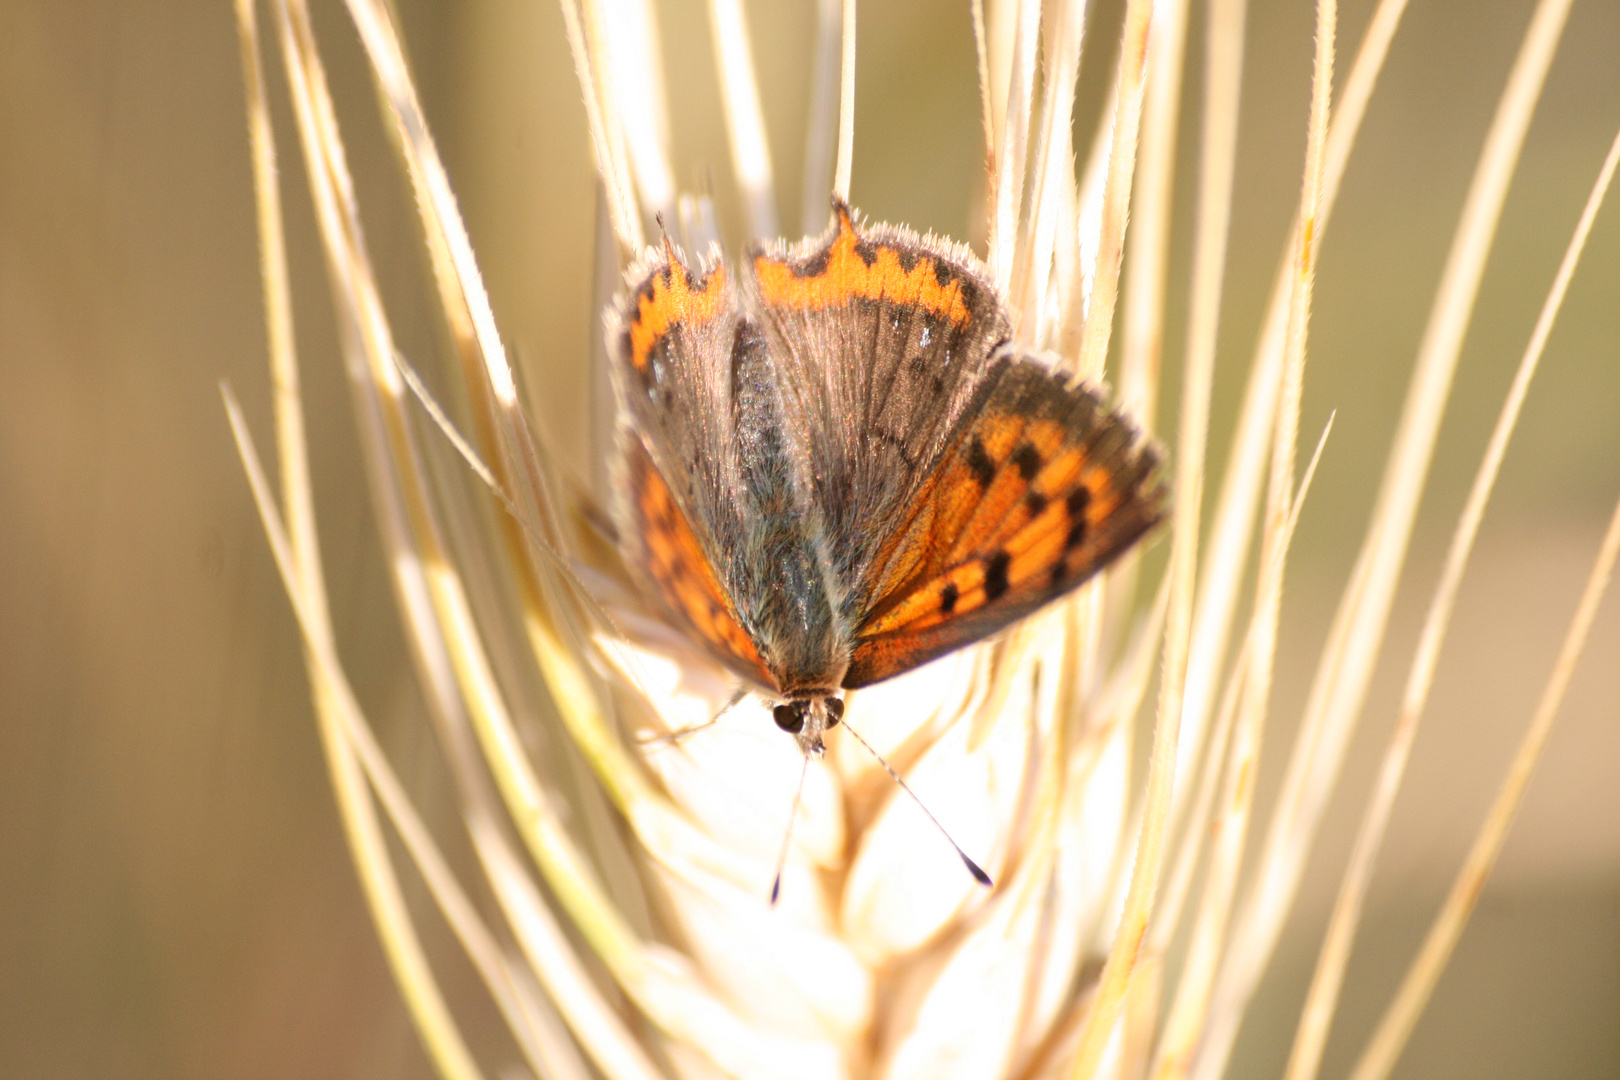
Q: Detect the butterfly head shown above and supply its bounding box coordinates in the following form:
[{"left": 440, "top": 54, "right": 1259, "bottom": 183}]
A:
[{"left": 772, "top": 695, "right": 844, "bottom": 758}]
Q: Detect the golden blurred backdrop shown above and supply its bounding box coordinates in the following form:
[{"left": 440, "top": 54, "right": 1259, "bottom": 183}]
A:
[{"left": 1, "top": 1, "right": 1616, "bottom": 1077}]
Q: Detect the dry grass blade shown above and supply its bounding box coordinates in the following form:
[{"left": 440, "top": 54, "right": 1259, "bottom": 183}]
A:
[
  {"left": 970, "top": 0, "right": 995, "bottom": 185},
  {"left": 1120, "top": 0, "right": 1190, "bottom": 425},
  {"left": 1151, "top": 413, "right": 1335, "bottom": 1080},
  {"left": 799, "top": 0, "right": 841, "bottom": 230},
  {"left": 834, "top": 0, "right": 856, "bottom": 202},
  {"left": 561, "top": 0, "right": 645, "bottom": 251},
  {"left": 1008, "top": 0, "right": 1085, "bottom": 337},
  {"left": 224, "top": 393, "right": 489, "bottom": 1080},
  {"left": 268, "top": 0, "right": 721, "bottom": 1059},
  {"left": 1147, "top": 0, "right": 1245, "bottom": 956},
  {"left": 1284, "top": 122, "right": 1620, "bottom": 1080},
  {"left": 225, "top": 390, "right": 606, "bottom": 1080},
  {"left": 1196, "top": 5, "right": 1575, "bottom": 1073},
  {"left": 1058, "top": 6, "right": 1183, "bottom": 1069},
  {"left": 708, "top": 0, "right": 778, "bottom": 237},
  {"left": 340, "top": 0, "right": 662, "bottom": 836},
  {"left": 236, "top": 5, "right": 487, "bottom": 1078},
  {"left": 987, "top": 0, "right": 1040, "bottom": 287},
  {"left": 343, "top": 0, "right": 571, "bottom": 570},
  {"left": 600, "top": 0, "right": 676, "bottom": 223},
  {"left": 256, "top": 1, "right": 703, "bottom": 1075},
  {"left": 1350, "top": 484, "right": 1620, "bottom": 1080},
  {"left": 263, "top": 3, "right": 816, "bottom": 1076},
  {"left": 235, "top": 0, "right": 315, "bottom": 604},
  {"left": 1176, "top": 0, "right": 1410, "bottom": 815},
  {"left": 1063, "top": 0, "right": 1152, "bottom": 376}
]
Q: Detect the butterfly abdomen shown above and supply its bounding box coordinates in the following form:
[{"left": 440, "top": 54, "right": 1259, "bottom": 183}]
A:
[{"left": 729, "top": 319, "right": 848, "bottom": 695}]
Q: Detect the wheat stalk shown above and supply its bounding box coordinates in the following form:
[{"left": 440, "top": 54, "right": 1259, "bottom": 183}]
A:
[{"left": 231, "top": 1, "right": 1617, "bottom": 1077}]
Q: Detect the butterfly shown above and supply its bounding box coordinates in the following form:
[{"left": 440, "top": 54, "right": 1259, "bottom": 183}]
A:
[{"left": 608, "top": 198, "right": 1165, "bottom": 760}]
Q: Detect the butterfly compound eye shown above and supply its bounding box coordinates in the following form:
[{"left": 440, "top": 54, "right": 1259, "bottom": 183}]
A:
[
  {"left": 824, "top": 698, "right": 844, "bottom": 727},
  {"left": 773, "top": 703, "right": 805, "bottom": 734}
]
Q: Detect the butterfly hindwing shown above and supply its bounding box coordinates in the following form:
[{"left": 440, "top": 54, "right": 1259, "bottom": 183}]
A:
[
  {"left": 609, "top": 246, "right": 789, "bottom": 693},
  {"left": 620, "top": 438, "right": 778, "bottom": 689},
  {"left": 843, "top": 353, "right": 1165, "bottom": 689}
]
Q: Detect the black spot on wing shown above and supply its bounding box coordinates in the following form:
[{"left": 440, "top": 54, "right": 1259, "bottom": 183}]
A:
[
  {"left": 1065, "top": 518, "right": 1088, "bottom": 551},
  {"left": 1064, "top": 487, "right": 1091, "bottom": 550},
  {"left": 940, "top": 581, "right": 959, "bottom": 614},
  {"left": 984, "top": 550, "right": 1011, "bottom": 601},
  {"left": 1013, "top": 442, "right": 1042, "bottom": 480},
  {"left": 966, "top": 438, "right": 996, "bottom": 488}
]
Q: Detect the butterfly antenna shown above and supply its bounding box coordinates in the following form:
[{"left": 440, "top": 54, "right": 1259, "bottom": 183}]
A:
[
  {"left": 839, "top": 719, "right": 994, "bottom": 888},
  {"left": 770, "top": 753, "right": 812, "bottom": 905}
]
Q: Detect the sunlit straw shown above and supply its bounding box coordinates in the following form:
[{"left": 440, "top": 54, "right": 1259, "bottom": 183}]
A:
[
  {"left": 1198, "top": 6, "right": 1576, "bottom": 1073},
  {"left": 1285, "top": 122, "right": 1620, "bottom": 1080}
]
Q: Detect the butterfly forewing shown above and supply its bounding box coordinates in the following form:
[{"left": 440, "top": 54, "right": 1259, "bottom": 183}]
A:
[
  {"left": 743, "top": 203, "right": 1011, "bottom": 618},
  {"left": 843, "top": 355, "right": 1164, "bottom": 689}
]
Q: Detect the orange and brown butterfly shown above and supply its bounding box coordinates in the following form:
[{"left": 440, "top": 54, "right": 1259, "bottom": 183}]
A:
[{"left": 607, "top": 198, "right": 1165, "bottom": 760}]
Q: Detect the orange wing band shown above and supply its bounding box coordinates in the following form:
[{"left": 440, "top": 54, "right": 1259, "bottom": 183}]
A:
[
  {"left": 625, "top": 261, "right": 728, "bottom": 371},
  {"left": 753, "top": 207, "right": 973, "bottom": 327}
]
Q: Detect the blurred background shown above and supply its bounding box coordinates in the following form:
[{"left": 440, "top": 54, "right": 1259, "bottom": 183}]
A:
[{"left": 1, "top": 1, "right": 1616, "bottom": 1077}]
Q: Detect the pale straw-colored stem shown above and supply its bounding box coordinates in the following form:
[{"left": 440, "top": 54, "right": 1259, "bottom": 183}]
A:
[
  {"left": 1285, "top": 123, "right": 1620, "bottom": 1080},
  {"left": 600, "top": 0, "right": 676, "bottom": 224},
  {"left": 1162, "top": 0, "right": 1337, "bottom": 1058},
  {"left": 343, "top": 0, "right": 634, "bottom": 856},
  {"left": 273, "top": 0, "right": 729, "bottom": 1057},
  {"left": 800, "top": 0, "right": 842, "bottom": 232},
  {"left": 228, "top": 394, "right": 615, "bottom": 1080},
  {"left": 237, "top": 0, "right": 317, "bottom": 611},
  {"left": 1153, "top": 637, "right": 1244, "bottom": 953},
  {"left": 1351, "top": 483, "right": 1620, "bottom": 1080},
  {"left": 971, "top": 0, "right": 995, "bottom": 184},
  {"left": 344, "top": 0, "right": 568, "bottom": 563},
  {"left": 338, "top": 0, "right": 710, "bottom": 883},
  {"left": 1063, "top": 0, "right": 1152, "bottom": 380},
  {"left": 1151, "top": 414, "right": 1334, "bottom": 1080},
  {"left": 1057, "top": 5, "right": 1164, "bottom": 1070},
  {"left": 1065, "top": 81, "right": 1118, "bottom": 356},
  {"left": 988, "top": 0, "right": 1041, "bottom": 289},
  {"left": 1175, "top": 0, "right": 1410, "bottom": 822},
  {"left": 834, "top": 0, "right": 856, "bottom": 204},
  {"left": 708, "top": 0, "right": 778, "bottom": 238},
  {"left": 560, "top": 0, "right": 644, "bottom": 250},
  {"left": 305, "top": 6, "right": 836, "bottom": 1074},
  {"left": 1008, "top": 0, "right": 1087, "bottom": 332},
  {"left": 1143, "top": 0, "right": 1246, "bottom": 956},
  {"left": 1194, "top": 4, "right": 1575, "bottom": 1076},
  {"left": 1155, "top": 412, "right": 1331, "bottom": 958},
  {"left": 1120, "top": 0, "right": 1190, "bottom": 426},
  {"left": 247, "top": 5, "right": 486, "bottom": 1077}
]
